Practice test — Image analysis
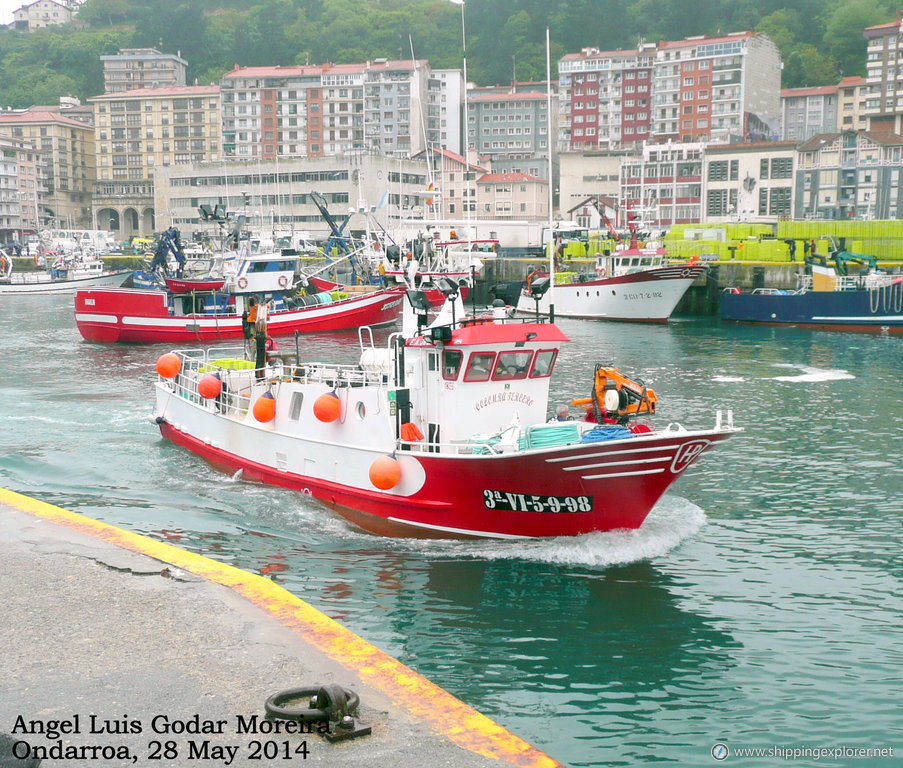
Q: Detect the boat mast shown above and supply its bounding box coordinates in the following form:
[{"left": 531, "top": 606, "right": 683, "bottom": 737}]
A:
[{"left": 546, "top": 27, "right": 555, "bottom": 321}]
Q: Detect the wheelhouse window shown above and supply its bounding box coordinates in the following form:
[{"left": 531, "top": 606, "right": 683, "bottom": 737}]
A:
[
  {"left": 463, "top": 352, "right": 495, "bottom": 381},
  {"left": 529, "top": 349, "right": 558, "bottom": 378},
  {"left": 492, "top": 350, "right": 533, "bottom": 380},
  {"left": 442, "top": 349, "right": 464, "bottom": 380}
]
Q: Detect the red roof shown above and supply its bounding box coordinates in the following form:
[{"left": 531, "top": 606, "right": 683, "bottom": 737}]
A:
[
  {"left": 659, "top": 31, "right": 754, "bottom": 50},
  {"left": 0, "top": 111, "right": 89, "bottom": 129},
  {"left": 838, "top": 76, "right": 867, "bottom": 87},
  {"left": 90, "top": 85, "right": 219, "bottom": 100},
  {"left": 222, "top": 60, "right": 424, "bottom": 79},
  {"left": 781, "top": 85, "right": 838, "bottom": 97}
]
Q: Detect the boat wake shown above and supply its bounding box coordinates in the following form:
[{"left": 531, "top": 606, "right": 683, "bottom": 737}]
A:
[
  {"left": 306, "top": 496, "right": 708, "bottom": 567},
  {"left": 770, "top": 364, "right": 855, "bottom": 382}
]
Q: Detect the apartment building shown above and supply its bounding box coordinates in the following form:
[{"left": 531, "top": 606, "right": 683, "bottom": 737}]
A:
[
  {"left": 475, "top": 172, "right": 548, "bottom": 220},
  {"left": 468, "top": 89, "right": 554, "bottom": 176},
  {"left": 781, "top": 86, "right": 838, "bottom": 142},
  {"left": 0, "top": 109, "right": 95, "bottom": 228},
  {"left": 413, "top": 147, "right": 488, "bottom": 219},
  {"left": 101, "top": 48, "right": 188, "bottom": 94},
  {"left": 863, "top": 13, "right": 903, "bottom": 135},
  {"left": 557, "top": 44, "right": 656, "bottom": 152},
  {"left": 430, "top": 69, "right": 464, "bottom": 155},
  {"left": 221, "top": 59, "right": 438, "bottom": 161},
  {"left": 652, "top": 32, "right": 781, "bottom": 144},
  {"left": 837, "top": 76, "right": 871, "bottom": 133},
  {"left": 620, "top": 141, "right": 704, "bottom": 226},
  {"left": 703, "top": 141, "right": 795, "bottom": 223},
  {"left": 0, "top": 137, "right": 40, "bottom": 237},
  {"left": 89, "top": 85, "right": 220, "bottom": 237},
  {"left": 794, "top": 130, "right": 903, "bottom": 220}
]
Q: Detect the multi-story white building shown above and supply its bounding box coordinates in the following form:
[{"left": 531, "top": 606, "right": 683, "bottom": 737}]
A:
[
  {"left": 557, "top": 44, "right": 656, "bottom": 152},
  {"left": 221, "top": 59, "right": 442, "bottom": 161},
  {"left": 703, "top": 141, "right": 795, "bottom": 223},
  {"left": 781, "top": 86, "right": 838, "bottom": 142},
  {"left": 101, "top": 48, "right": 188, "bottom": 94},
  {"left": 89, "top": 85, "right": 220, "bottom": 237},
  {"left": 429, "top": 69, "right": 464, "bottom": 155},
  {"left": 153, "top": 154, "right": 430, "bottom": 239},
  {"left": 652, "top": 31, "right": 781, "bottom": 144}
]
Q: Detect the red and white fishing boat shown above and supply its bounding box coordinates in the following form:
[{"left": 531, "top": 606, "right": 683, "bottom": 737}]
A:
[
  {"left": 514, "top": 229, "right": 705, "bottom": 322},
  {"left": 150, "top": 287, "right": 739, "bottom": 539},
  {"left": 75, "top": 248, "right": 404, "bottom": 343}
]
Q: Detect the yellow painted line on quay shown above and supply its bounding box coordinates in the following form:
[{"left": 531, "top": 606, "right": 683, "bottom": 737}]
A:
[{"left": 0, "top": 488, "right": 560, "bottom": 768}]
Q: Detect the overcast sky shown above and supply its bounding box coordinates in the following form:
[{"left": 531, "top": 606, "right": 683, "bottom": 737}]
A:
[{"left": 0, "top": 0, "right": 21, "bottom": 25}]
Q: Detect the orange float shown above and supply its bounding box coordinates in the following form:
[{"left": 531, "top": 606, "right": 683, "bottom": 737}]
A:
[
  {"left": 253, "top": 391, "right": 277, "bottom": 422},
  {"left": 197, "top": 373, "right": 222, "bottom": 399},
  {"left": 156, "top": 352, "right": 181, "bottom": 378},
  {"left": 313, "top": 392, "right": 341, "bottom": 422},
  {"left": 369, "top": 455, "right": 401, "bottom": 490}
]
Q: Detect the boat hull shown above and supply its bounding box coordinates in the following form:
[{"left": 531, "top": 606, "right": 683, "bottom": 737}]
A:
[
  {"left": 0, "top": 270, "right": 130, "bottom": 295},
  {"left": 515, "top": 266, "right": 705, "bottom": 322},
  {"left": 75, "top": 286, "right": 405, "bottom": 343},
  {"left": 156, "top": 411, "right": 732, "bottom": 540},
  {"left": 720, "top": 285, "right": 903, "bottom": 333}
]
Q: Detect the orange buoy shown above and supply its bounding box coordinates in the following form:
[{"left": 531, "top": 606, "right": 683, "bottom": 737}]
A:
[
  {"left": 156, "top": 352, "right": 181, "bottom": 378},
  {"left": 197, "top": 373, "right": 222, "bottom": 399},
  {"left": 252, "top": 391, "right": 276, "bottom": 422},
  {"left": 369, "top": 455, "right": 401, "bottom": 490},
  {"left": 313, "top": 392, "right": 341, "bottom": 422}
]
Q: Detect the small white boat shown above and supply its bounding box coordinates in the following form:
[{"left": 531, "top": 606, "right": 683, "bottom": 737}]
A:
[{"left": 0, "top": 251, "right": 130, "bottom": 295}]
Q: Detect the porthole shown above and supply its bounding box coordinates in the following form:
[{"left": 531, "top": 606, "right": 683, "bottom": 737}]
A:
[{"left": 356, "top": 401, "right": 366, "bottom": 419}]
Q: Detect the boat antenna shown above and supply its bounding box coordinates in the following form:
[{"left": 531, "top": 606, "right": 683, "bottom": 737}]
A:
[{"left": 545, "top": 27, "right": 555, "bottom": 323}]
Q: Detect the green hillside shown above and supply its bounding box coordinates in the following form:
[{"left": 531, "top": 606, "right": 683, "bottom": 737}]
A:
[{"left": 0, "top": 0, "right": 898, "bottom": 108}]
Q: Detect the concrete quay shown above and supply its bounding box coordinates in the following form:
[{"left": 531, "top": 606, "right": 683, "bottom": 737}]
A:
[{"left": 0, "top": 489, "right": 560, "bottom": 768}]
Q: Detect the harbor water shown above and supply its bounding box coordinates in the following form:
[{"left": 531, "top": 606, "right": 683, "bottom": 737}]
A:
[{"left": 1, "top": 294, "right": 901, "bottom": 767}]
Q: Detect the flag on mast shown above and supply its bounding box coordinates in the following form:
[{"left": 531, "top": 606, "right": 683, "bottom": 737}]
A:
[{"left": 425, "top": 182, "right": 434, "bottom": 207}]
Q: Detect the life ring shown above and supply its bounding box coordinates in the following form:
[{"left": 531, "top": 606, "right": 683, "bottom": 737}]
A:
[
  {"left": 278, "top": 274, "right": 289, "bottom": 288},
  {"left": 597, "top": 267, "right": 607, "bottom": 277},
  {"left": 237, "top": 276, "right": 248, "bottom": 289}
]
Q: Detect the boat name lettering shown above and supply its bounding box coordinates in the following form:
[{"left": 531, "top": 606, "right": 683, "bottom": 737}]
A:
[
  {"left": 483, "top": 490, "right": 592, "bottom": 513},
  {"left": 382, "top": 298, "right": 404, "bottom": 310},
  {"left": 475, "top": 391, "right": 535, "bottom": 410},
  {"left": 670, "top": 439, "right": 711, "bottom": 473},
  {"left": 623, "top": 291, "right": 663, "bottom": 301}
]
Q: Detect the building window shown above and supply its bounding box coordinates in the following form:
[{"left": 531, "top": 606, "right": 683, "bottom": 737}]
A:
[
  {"left": 708, "top": 160, "right": 728, "bottom": 181},
  {"left": 707, "top": 188, "right": 728, "bottom": 216}
]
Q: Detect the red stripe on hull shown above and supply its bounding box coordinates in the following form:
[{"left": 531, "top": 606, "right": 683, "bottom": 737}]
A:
[
  {"left": 75, "top": 288, "right": 404, "bottom": 343},
  {"left": 159, "top": 421, "right": 732, "bottom": 539}
]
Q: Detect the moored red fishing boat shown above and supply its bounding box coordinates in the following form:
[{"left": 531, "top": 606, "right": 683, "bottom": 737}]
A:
[
  {"left": 75, "top": 247, "right": 405, "bottom": 343},
  {"left": 150, "top": 287, "right": 740, "bottom": 539}
]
